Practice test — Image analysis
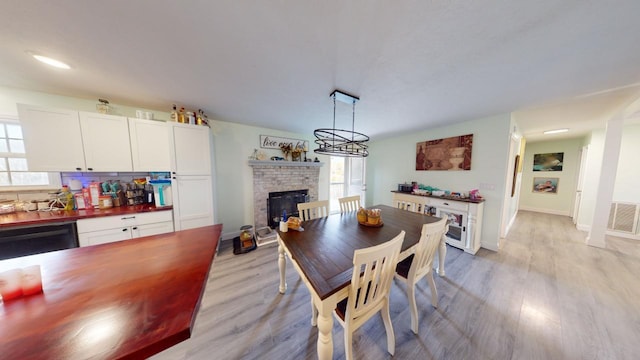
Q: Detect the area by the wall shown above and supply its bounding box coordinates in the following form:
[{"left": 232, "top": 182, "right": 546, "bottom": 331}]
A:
[
  {"left": 366, "top": 113, "right": 513, "bottom": 251},
  {"left": 519, "top": 137, "right": 583, "bottom": 216}
]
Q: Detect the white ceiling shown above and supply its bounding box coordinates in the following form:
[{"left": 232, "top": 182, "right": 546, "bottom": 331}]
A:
[{"left": 1, "top": 1, "right": 640, "bottom": 141}]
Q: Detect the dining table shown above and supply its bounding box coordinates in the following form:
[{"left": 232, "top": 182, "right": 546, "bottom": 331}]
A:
[
  {"left": 277, "top": 204, "right": 446, "bottom": 360},
  {"left": 0, "top": 224, "right": 222, "bottom": 360}
]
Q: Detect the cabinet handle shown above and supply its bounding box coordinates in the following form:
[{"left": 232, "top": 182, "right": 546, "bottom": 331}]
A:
[
  {"left": 172, "top": 171, "right": 176, "bottom": 174},
  {"left": 76, "top": 167, "right": 82, "bottom": 171},
  {"left": 172, "top": 177, "right": 176, "bottom": 180},
  {"left": 132, "top": 227, "right": 138, "bottom": 230},
  {"left": 122, "top": 228, "right": 128, "bottom": 232},
  {"left": 443, "top": 202, "right": 449, "bottom": 206},
  {"left": 87, "top": 167, "right": 94, "bottom": 171},
  {"left": 121, "top": 216, "right": 136, "bottom": 220}
]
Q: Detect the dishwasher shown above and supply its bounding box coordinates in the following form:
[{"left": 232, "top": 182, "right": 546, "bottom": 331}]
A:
[{"left": 0, "top": 222, "right": 79, "bottom": 260}]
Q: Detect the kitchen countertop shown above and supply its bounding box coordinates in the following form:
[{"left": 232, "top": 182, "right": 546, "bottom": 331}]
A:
[
  {"left": 0, "top": 224, "right": 222, "bottom": 359},
  {"left": 391, "top": 190, "right": 485, "bottom": 203},
  {"left": 0, "top": 204, "right": 173, "bottom": 228}
]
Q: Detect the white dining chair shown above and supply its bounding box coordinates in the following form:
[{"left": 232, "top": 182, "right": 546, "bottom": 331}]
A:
[
  {"left": 297, "top": 200, "right": 329, "bottom": 221},
  {"left": 393, "top": 192, "right": 426, "bottom": 213},
  {"left": 338, "top": 195, "right": 361, "bottom": 213},
  {"left": 394, "top": 217, "right": 448, "bottom": 334},
  {"left": 333, "top": 231, "right": 404, "bottom": 360}
]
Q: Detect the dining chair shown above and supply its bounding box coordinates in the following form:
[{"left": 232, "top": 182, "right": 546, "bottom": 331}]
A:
[
  {"left": 393, "top": 192, "right": 426, "bottom": 213},
  {"left": 297, "top": 200, "right": 329, "bottom": 221},
  {"left": 338, "top": 195, "right": 361, "bottom": 213},
  {"left": 394, "top": 216, "right": 448, "bottom": 334},
  {"left": 333, "top": 231, "right": 405, "bottom": 360}
]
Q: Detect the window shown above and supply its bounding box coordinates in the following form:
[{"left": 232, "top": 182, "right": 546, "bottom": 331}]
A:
[
  {"left": 329, "top": 156, "right": 366, "bottom": 213},
  {"left": 0, "top": 116, "right": 59, "bottom": 188}
]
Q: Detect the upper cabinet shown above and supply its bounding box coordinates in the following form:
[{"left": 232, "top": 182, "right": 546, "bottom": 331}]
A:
[
  {"left": 17, "top": 104, "right": 86, "bottom": 172},
  {"left": 17, "top": 104, "right": 133, "bottom": 172},
  {"left": 128, "top": 118, "right": 171, "bottom": 171},
  {"left": 169, "top": 122, "right": 211, "bottom": 175},
  {"left": 79, "top": 112, "right": 132, "bottom": 171}
]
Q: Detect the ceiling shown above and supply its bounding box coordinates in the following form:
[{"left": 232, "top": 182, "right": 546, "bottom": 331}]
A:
[{"left": 1, "top": 1, "right": 640, "bottom": 141}]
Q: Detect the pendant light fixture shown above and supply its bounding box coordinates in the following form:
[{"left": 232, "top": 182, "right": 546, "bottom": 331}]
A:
[{"left": 314, "top": 90, "right": 369, "bottom": 157}]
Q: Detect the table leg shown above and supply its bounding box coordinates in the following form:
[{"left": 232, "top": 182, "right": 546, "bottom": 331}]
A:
[
  {"left": 437, "top": 234, "right": 446, "bottom": 277},
  {"left": 278, "top": 243, "right": 287, "bottom": 294},
  {"left": 317, "top": 301, "right": 334, "bottom": 360}
]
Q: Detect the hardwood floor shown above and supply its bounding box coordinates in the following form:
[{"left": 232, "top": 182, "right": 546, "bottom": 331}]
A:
[{"left": 151, "top": 211, "right": 640, "bottom": 359}]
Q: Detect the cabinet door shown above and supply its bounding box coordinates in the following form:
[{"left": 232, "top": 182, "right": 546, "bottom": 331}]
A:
[
  {"left": 78, "top": 227, "right": 131, "bottom": 247},
  {"left": 170, "top": 123, "right": 211, "bottom": 175},
  {"left": 172, "top": 175, "right": 214, "bottom": 231},
  {"left": 79, "top": 112, "right": 133, "bottom": 171},
  {"left": 129, "top": 118, "right": 171, "bottom": 171},
  {"left": 17, "top": 104, "right": 86, "bottom": 171},
  {"left": 131, "top": 221, "right": 174, "bottom": 239}
]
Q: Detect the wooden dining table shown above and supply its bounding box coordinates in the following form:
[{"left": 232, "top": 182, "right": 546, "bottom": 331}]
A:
[
  {"left": 277, "top": 205, "right": 446, "bottom": 360},
  {"left": 0, "top": 224, "right": 222, "bottom": 360}
]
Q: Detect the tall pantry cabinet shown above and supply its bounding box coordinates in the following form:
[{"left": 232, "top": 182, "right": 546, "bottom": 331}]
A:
[{"left": 169, "top": 122, "right": 215, "bottom": 231}]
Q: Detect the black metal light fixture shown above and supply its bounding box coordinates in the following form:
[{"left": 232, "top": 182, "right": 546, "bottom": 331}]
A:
[{"left": 314, "top": 90, "right": 369, "bottom": 157}]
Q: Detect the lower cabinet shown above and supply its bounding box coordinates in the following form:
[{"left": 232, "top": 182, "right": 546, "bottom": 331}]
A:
[
  {"left": 391, "top": 192, "right": 484, "bottom": 254},
  {"left": 77, "top": 210, "right": 174, "bottom": 247}
]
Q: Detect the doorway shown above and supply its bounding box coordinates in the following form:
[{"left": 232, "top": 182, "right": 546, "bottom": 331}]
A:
[{"left": 329, "top": 156, "right": 366, "bottom": 213}]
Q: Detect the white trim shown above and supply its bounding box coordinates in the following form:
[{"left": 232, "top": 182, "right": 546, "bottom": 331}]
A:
[
  {"left": 576, "top": 224, "right": 591, "bottom": 232},
  {"left": 606, "top": 231, "right": 640, "bottom": 241},
  {"left": 481, "top": 240, "right": 499, "bottom": 252},
  {"left": 518, "top": 206, "right": 570, "bottom": 216},
  {"left": 504, "top": 210, "right": 518, "bottom": 236}
]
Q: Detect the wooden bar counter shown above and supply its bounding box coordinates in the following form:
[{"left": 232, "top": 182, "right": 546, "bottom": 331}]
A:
[{"left": 0, "top": 224, "right": 222, "bottom": 359}]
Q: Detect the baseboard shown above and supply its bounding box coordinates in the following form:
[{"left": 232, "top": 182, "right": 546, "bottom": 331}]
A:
[
  {"left": 221, "top": 230, "right": 241, "bottom": 241},
  {"left": 480, "top": 240, "right": 499, "bottom": 252},
  {"left": 518, "top": 206, "right": 570, "bottom": 216},
  {"left": 606, "top": 230, "right": 640, "bottom": 241},
  {"left": 576, "top": 224, "right": 590, "bottom": 232}
]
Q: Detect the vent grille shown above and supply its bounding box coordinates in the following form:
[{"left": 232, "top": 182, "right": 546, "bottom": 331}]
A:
[{"left": 607, "top": 203, "right": 639, "bottom": 234}]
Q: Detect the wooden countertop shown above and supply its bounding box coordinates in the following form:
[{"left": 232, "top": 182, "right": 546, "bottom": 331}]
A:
[
  {"left": 0, "top": 204, "right": 173, "bottom": 228},
  {"left": 391, "top": 190, "right": 485, "bottom": 203},
  {"left": 0, "top": 224, "right": 222, "bottom": 359}
]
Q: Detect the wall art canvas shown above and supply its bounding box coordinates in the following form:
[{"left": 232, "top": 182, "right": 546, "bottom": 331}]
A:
[
  {"left": 533, "top": 152, "right": 564, "bottom": 171},
  {"left": 416, "top": 134, "right": 473, "bottom": 171},
  {"left": 532, "top": 177, "right": 559, "bottom": 194}
]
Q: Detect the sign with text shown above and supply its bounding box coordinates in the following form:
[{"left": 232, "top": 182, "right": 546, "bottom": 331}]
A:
[{"left": 260, "top": 135, "right": 308, "bottom": 151}]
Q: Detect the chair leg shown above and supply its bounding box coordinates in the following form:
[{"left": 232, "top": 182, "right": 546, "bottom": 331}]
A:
[
  {"left": 311, "top": 298, "right": 317, "bottom": 326},
  {"left": 426, "top": 271, "right": 438, "bottom": 308},
  {"left": 407, "top": 281, "right": 419, "bottom": 334},
  {"left": 381, "top": 298, "right": 396, "bottom": 355},
  {"left": 344, "top": 326, "right": 353, "bottom": 360}
]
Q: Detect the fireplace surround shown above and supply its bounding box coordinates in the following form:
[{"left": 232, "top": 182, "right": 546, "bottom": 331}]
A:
[{"left": 249, "top": 160, "right": 323, "bottom": 229}]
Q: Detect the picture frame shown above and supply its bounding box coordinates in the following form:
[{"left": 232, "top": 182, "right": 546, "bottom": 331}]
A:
[
  {"left": 533, "top": 152, "right": 563, "bottom": 171},
  {"left": 416, "top": 134, "right": 473, "bottom": 171},
  {"left": 532, "top": 177, "right": 559, "bottom": 194}
]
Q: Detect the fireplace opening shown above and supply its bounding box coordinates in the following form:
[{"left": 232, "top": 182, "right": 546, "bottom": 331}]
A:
[{"left": 268, "top": 189, "right": 309, "bottom": 228}]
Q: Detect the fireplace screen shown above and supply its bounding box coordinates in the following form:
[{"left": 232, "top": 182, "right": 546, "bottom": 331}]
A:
[{"left": 268, "top": 189, "right": 309, "bottom": 228}]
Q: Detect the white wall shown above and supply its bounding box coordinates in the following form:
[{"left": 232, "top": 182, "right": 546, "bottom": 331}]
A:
[
  {"left": 0, "top": 86, "right": 168, "bottom": 120},
  {"left": 366, "top": 113, "right": 512, "bottom": 251},
  {"left": 519, "top": 137, "right": 583, "bottom": 216},
  {"left": 209, "top": 120, "right": 329, "bottom": 237},
  {"left": 613, "top": 123, "right": 640, "bottom": 201}
]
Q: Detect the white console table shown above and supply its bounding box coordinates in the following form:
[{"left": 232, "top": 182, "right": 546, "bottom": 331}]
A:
[{"left": 392, "top": 191, "right": 484, "bottom": 255}]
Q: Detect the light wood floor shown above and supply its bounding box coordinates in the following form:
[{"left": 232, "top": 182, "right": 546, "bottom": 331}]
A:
[{"left": 151, "top": 211, "right": 640, "bottom": 359}]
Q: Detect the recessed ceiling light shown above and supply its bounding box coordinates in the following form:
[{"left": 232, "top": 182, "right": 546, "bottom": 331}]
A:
[
  {"left": 543, "top": 128, "right": 569, "bottom": 135},
  {"left": 32, "top": 54, "right": 71, "bottom": 69}
]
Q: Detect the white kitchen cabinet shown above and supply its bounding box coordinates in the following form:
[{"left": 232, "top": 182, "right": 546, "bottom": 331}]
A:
[
  {"left": 77, "top": 210, "right": 173, "bottom": 247},
  {"left": 128, "top": 118, "right": 171, "bottom": 171},
  {"left": 171, "top": 175, "right": 214, "bottom": 231},
  {"left": 79, "top": 112, "right": 132, "bottom": 171},
  {"left": 17, "top": 104, "right": 86, "bottom": 172},
  {"left": 169, "top": 122, "right": 211, "bottom": 176},
  {"left": 17, "top": 104, "right": 133, "bottom": 172},
  {"left": 391, "top": 192, "right": 484, "bottom": 254}
]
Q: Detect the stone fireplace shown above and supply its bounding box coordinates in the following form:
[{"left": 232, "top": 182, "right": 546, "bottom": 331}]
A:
[{"left": 249, "top": 160, "right": 323, "bottom": 229}]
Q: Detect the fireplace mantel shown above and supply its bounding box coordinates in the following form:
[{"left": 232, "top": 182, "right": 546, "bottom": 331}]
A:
[{"left": 248, "top": 160, "right": 324, "bottom": 167}]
